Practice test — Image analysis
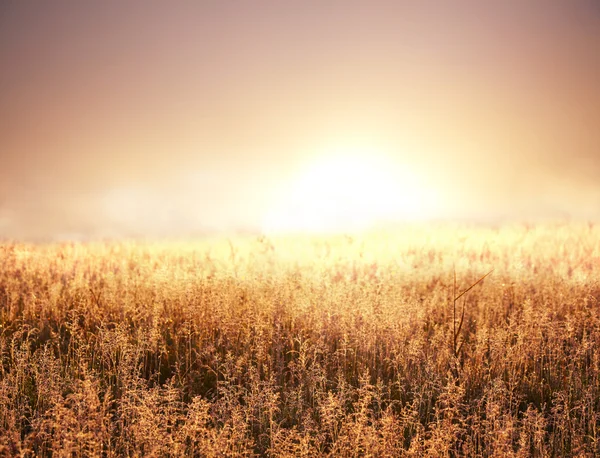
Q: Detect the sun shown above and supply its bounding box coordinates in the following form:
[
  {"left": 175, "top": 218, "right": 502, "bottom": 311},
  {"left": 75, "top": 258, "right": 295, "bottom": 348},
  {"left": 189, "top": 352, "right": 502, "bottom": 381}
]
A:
[{"left": 262, "top": 147, "right": 438, "bottom": 234}]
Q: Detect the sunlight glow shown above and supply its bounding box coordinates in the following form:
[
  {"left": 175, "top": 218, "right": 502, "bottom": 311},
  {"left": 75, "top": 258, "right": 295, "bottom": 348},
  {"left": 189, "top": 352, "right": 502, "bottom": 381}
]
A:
[{"left": 262, "top": 147, "right": 439, "bottom": 234}]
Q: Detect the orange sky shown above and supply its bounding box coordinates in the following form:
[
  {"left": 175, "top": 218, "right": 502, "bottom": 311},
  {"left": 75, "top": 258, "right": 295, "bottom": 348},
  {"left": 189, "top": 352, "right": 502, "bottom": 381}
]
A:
[{"left": 1, "top": 1, "right": 599, "bottom": 239}]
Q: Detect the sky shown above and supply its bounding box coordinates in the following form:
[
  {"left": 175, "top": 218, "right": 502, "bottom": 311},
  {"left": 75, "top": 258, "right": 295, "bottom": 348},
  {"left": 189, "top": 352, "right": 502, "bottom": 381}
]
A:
[{"left": 1, "top": 1, "right": 599, "bottom": 240}]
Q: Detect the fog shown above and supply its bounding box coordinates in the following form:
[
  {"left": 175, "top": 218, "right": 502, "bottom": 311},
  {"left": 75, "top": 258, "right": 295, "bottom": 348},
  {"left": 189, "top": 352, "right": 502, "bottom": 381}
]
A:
[{"left": 1, "top": 1, "right": 599, "bottom": 240}]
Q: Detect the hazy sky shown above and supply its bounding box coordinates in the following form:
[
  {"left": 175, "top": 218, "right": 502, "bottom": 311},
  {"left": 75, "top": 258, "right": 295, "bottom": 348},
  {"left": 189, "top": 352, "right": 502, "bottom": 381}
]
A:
[{"left": 1, "top": 1, "right": 599, "bottom": 239}]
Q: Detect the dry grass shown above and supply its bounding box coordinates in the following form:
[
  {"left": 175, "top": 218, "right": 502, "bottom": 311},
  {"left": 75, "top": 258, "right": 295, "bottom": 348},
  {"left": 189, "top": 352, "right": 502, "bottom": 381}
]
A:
[{"left": 0, "top": 222, "right": 599, "bottom": 457}]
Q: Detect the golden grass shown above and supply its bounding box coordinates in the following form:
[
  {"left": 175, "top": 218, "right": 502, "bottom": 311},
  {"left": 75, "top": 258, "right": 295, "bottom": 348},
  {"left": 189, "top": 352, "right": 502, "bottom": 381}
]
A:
[{"left": 0, "top": 222, "right": 599, "bottom": 456}]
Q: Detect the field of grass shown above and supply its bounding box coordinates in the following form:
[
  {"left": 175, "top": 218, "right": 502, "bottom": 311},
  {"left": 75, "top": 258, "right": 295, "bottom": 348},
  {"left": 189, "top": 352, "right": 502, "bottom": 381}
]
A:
[{"left": 1, "top": 223, "right": 599, "bottom": 457}]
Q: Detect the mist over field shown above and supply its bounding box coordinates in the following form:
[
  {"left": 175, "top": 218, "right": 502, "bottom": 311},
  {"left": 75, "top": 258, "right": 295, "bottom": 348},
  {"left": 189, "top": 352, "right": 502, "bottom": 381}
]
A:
[
  {"left": 3, "top": 3, "right": 600, "bottom": 456},
  {"left": 1, "top": 1, "right": 599, "bottom": 241}
]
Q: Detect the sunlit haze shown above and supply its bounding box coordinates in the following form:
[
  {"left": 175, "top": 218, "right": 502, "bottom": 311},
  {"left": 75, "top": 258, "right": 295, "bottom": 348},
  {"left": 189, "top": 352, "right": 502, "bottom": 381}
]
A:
[
  {"left": 262, "top": 145, "right": 439, "bottom": 233},
  {"left": 1, "top": 1, "right": 599, "bottom": 240}
]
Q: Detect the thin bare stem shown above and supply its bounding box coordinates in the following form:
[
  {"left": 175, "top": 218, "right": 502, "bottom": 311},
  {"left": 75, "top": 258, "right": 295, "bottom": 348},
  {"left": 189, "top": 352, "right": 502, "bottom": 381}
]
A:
[
  {"left": 454, "top": 269, "right": 494, "bottom": 303},
  {"left": 453, "top": 268, "right": 494, "bottom": 358}
]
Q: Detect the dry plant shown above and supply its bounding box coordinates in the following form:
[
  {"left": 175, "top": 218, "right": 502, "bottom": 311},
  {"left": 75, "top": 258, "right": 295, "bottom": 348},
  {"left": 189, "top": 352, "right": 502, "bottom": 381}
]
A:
[
  {"left": 0, "top": 222, "right": 599, "bottom": 456},
  {"left": 452, "top": 269, "right": 494, "bottom": 361}
]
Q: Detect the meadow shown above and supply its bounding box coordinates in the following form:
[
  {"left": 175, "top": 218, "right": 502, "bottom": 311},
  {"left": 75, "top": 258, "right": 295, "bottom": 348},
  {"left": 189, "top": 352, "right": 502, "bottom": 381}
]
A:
[{"left": 0, "top": 223, "right": 599, "bottom": 457}]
